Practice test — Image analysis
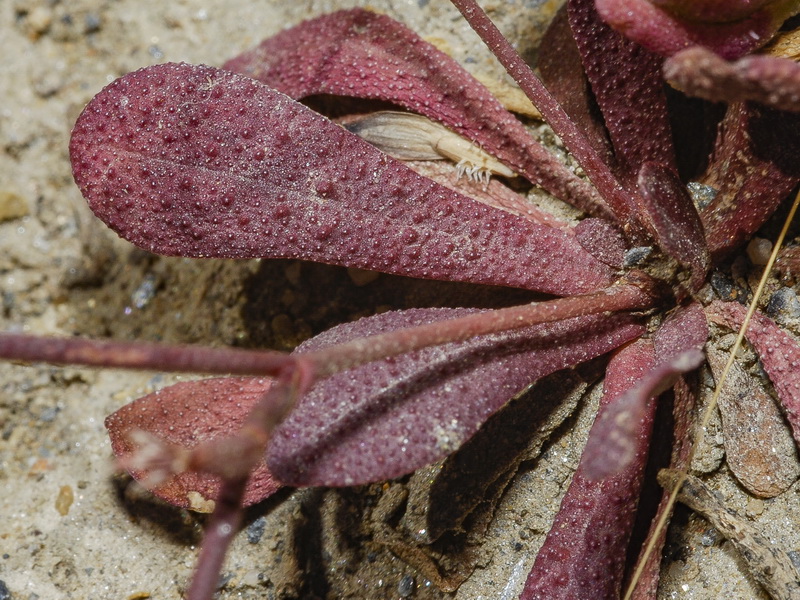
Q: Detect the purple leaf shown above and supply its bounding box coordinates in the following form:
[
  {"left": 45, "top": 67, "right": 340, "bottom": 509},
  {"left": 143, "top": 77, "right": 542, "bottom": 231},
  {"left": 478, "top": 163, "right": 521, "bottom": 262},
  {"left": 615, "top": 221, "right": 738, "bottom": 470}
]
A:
[
  {"left": 538, "top": 6, "right": 614, "bottom": 166},
  {"left": 222, "top": 9, "right": 606, "bottom": 216},
  {"left": 69, "top": 62, "right": 614, "bottom": 296},
  {"left": 568, "top": 0, "right": 677, "bottom": 184},
  {"left": 520, "top": 339, "right": 657, "bottom": 600},
  {"left": 699, "top": 103, "right": 800, "bottom": 258},
  {"left": 583, "top": 302, "right": 708, "bottom": 479},
  {"left": 449, "top": 0, "right": 649, "bottom": 237},
  {"left": 596, "top": 0, "right": 794, "bottom": 60},
  {"left": 574, "top": 217, "right": 628, "bottom": 268},
  {"left": 665, "top": 46, "right": 800, "bottom": 112},
  {"left": 629, "top": 376, "right": 699, "bottom": 599},
  {"left": 637, "top": 162, "right": 710, "bottom": 291},
  {"left": 105, "top": 377, "right": 280, "bottom": 509},
  {"left": 267, "top": 307, "right": 645, "bottom": 487},
  {"left": 707, "top": 300, "right": 800, "bottom": 447},
  {"left": 401, "top": 160, "right": 574, "bottom": 232},
  {"left": 625, "top": 304, "right": 709, "bottom": 594},
  {"left": 650, "top": 0, "right": 780, "bottom": 23},
  {"left": 582, "top": 347, "right": 704, "bottom": 480},
  {"left": 654, "top": 301, "right": 709, "bottom": 359}
]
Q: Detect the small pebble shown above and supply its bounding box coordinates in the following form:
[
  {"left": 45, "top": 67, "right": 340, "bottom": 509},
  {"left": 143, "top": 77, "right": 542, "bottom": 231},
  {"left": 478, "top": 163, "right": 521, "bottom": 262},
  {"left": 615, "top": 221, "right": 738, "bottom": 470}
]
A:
[
  {"left": 623, "top": 246, "right": 652, "bottom": 267},
  {"left": 746, "top": 498, "right": 765, "bottom": 518},
  {"left": 246, "top": 516, "right": 267, "bottom": 544},
  {"left": 398, "top": 574, "right": 415, "bottom": 597},
  {"left": 26, "top": 6, "right": 53, "bottom": 35},
  {"left": 788, "top": 550, "right": 800, "bottom": 570},
  {"left": 710, "top": 271, "right": 738, "bottom": 302},
  {"left": 687, "top": 181, "right": 718, "bottom": 209},
  {"left": 241, "top": 569, "right": 261, "bottom": 587},
  {"left": 699, "top": 528, "right": 720, "bottom": 547},
  {"left": 0, "top": 580, "right": 9, "bottom": 600},
  {"left": 131, "top": 273, "right": 158, "bottom": 309},
  {"left": 766, "top": 287, "right": 800, "bottom": 324},
  {"left": 84, "top": 12, "right": 101, "bottom": 33},
  {"left": 0, "top": 190, "right": 30, "bottom": 222},
  {"left": 55, "top": 485, "right": 74, "bottom": 516},
  {"left": 747, "top": 237, "right": 773, "bottom": 266}
]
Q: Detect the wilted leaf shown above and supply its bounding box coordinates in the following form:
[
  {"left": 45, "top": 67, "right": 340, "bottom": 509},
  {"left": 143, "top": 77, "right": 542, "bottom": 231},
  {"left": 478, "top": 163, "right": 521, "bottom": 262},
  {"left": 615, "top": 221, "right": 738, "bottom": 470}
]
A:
[{"left": 106, "top": 377, "right": 279, "bottom": 510}]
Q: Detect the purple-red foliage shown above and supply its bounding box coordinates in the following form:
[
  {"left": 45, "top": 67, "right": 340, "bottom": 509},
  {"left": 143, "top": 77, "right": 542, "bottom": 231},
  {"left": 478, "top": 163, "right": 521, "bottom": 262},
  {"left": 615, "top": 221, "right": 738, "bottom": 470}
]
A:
[
  {"left": 70, "top": 61, "right": 612, "bottom": 297},
  {"left": 5, "top": 1, "right": 800, "bottom": 599},
  {"left": 106, "top": 377, "right": 277, "bottom": 509},
  {"left": 269, "top": 308, "right": 644, "bottom": 486}
]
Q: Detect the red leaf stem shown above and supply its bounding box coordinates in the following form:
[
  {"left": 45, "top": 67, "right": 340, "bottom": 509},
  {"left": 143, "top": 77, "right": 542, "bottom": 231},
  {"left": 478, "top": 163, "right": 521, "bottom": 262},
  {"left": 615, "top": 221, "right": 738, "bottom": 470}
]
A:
[
  {"left": 186, "top": 476, "right": 249, "bottom": 600},
  {"left": 0, "top": 332, "right": 293, "bottom": 376},
  {"left": 308, "top": 282, "right": 657, "bottom": 378}
]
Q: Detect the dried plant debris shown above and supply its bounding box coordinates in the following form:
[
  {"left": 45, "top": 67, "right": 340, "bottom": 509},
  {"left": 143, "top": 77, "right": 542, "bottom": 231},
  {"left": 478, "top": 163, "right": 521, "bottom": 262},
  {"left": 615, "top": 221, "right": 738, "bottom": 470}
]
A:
[
  {"left": 706, "top": 348, "right": 800, "bottom": 498},
  {"left": 659, "top": 469, "right": 800, "bottom": 600}
]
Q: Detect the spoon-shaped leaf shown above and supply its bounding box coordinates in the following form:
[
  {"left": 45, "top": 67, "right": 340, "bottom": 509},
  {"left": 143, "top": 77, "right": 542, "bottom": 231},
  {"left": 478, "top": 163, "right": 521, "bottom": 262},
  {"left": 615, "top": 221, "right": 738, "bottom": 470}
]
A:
[
  {"left": 223, "top": 8, "right": 607, "bottom": 217},
  {"left": 70, "top": 62, "right": 613, "bottom": 296},
  {"left": 268, "top": 306, "right": 645, "bottom": 486}
]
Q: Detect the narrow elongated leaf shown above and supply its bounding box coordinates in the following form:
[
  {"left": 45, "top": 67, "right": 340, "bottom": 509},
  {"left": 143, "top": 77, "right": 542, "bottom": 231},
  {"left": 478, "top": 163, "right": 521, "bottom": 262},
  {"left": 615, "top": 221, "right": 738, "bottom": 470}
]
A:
[
  {"left": 699, "top": 103, "right": 800, "bottom": 258},
  {"left": 521, "top": 340, "right": 657, "bottom": 600},
  {"left": 615, "top": 304, "right": 707, "bottom": 598},
  {"left": 569, "top": 0, "right": 677, "bottom": 184},
  {"left": 651, "top": 0, "right": 778, "bottom": 23},
  {"left": 223, "top": 8, "right": 607, "bottom": 216},
  {"left": 596, "top": 0, "right": 793, "bottom": 59},
  {"left": 665, "top": 47, "right": 800, "bottom": 112},
  {"left": 629, "top": 377, "right": 699, "bottom": 599},
  {"left": 267, "top": 307, "right": 645, "bottom": 486},
  {"left": 638, "top": 162, "right": 710, "bottom": 291},
  {"left": 105, "top": 377, "right": 279, "bottom": 510},
  {"left": 583, "top": 303, "right": 707, "bottom": 479},
  {"left": 70, "top": 62, "right": 613, "bottom": 296},
  {"left": 538, "top": 6, "right": 614, "bottom": 166}
]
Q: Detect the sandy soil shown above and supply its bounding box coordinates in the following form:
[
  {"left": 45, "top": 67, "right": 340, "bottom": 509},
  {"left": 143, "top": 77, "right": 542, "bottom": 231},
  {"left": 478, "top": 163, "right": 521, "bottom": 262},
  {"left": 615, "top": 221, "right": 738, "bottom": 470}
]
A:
[{"left": 1, "top": 1, "right": 799, "bottom": 599}]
